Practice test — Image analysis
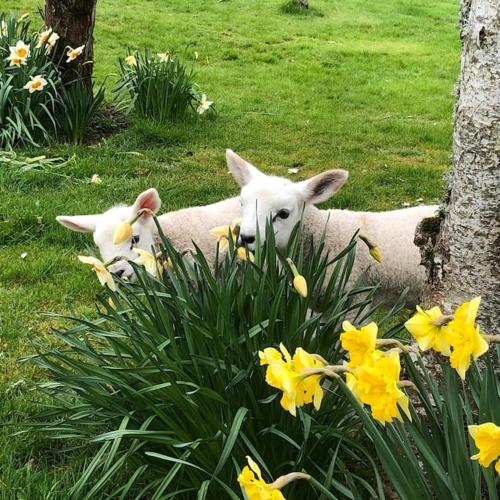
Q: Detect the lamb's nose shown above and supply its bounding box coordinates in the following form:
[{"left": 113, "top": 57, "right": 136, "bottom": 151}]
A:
[
  {"left": 240, "top": 234, "right": 255, "bottom": 245},
  {"left": 113, "top": 269, "right": 125, "bottom": 277}
]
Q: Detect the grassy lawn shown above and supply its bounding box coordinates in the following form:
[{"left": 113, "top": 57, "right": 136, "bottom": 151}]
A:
[{"left": 0, "top": 0, "right": 459, "bottom": 497}]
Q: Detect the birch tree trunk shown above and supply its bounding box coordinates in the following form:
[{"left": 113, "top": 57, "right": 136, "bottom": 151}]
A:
[
  {"left": 415, "top": 0, "right": 499, "bottom": 332},
  {"left": 44, "top": 0, "right": 97, "bottom": 83}
]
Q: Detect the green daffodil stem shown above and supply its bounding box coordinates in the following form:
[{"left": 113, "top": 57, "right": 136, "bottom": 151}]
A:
[
  {"left": 286, "top": 258, "right": 300, "bottom": 278},
  {"left": 269, "top": 472, "right": 311, "bottom": 490},
  {"left": 483, "top": 334, "right": 500, "bottom": 343}
]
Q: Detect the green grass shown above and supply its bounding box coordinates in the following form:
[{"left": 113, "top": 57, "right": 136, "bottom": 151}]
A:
[{"left": 0, "top": 0, "right": 459, "bottom": 496}]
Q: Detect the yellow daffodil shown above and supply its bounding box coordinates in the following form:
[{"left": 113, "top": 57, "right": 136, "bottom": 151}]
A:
[
  {"left": 340, "top": 321, "right": 378, "bottom": 368},
  {"left": 133, "top": 248, "right": 160, "bottom": 276},
  {"left": 259, "top": 344, "right": 324, "bottom": 416},
  {"left": 78, "top": 255, "right": 116, "bottom": 291},
  {"left": 445, "top": 297, "right": 488, "bottom": 380},
  {"left": 157, "top": 52, "right": 170, "bottom": 63},
  {"left": 197, "top": 94, "right": 213, "bottom": 115},
  {"left": 405, "top": 305, "right": 451, "bottom": 356},
  {"left": 90, "top": 174, "right": 102, "bottom": 184},
  {"left": 237, "top": 246, "right": 255, "bottom": 262},
  {"left": 359, "top": 234, "right": 382, "bottom": 263},
  {"left": 37, "top": 28, "right": 51, "bottom": 47},
  {"left": 46, "top": 32, "right": 59, "bottom": 53},
  {"left": 369, "top": 246, "right": 383, "bottom": 263},
  {"left": 286, "top": 258, "right": 307, "bottom": 298},
  {"left": 468, "top": 422, "right": 500, "bottom": 473},
  {"left": 8, "top": 40, "right": 30, "bottom": 65},
  {"left": 23, "top": 75, "right": 48, "bottom": 94},
  {"left": 238, "top": 456, "right": 285, "bottom": 500},
  {"left": 209, "top": 218, "right": 240, "bottom": 251},
  {"left": 66, "top": 45, "right": 85, "bottom": 63},
  {"left": 347, "top": 349, "right": 411, "bottom": 424},
  {"left": 293, "top": 275, "right": 307, "bottom": 298},
  {"left": 113, "top": 222, "right": 133, "bottom": 245},
  {"left": 125, "top": 54, "right": 137, "bottom": 66}
]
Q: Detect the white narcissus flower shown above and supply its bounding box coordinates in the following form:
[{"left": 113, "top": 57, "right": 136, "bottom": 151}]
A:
[
  {"left": 23, "top": 75, "right": 48, "bottom": 93},
  {"left": 37, "top": 28, "right": 52, "bottom": 48},
  {"left": 7, "top": 40, "right": 30, "bottom": 66},
  {"left": 197, "top": 94, "right": 213, "bottom": 115},
  {"left": 288, "top": 168, "right": 299, "bottom": 174},
  {"left": 46, "top": 32, "right": 59, "bottom": 53},
  {"left": 157, "top": 52, "right": 170, "bottom": 63},
  {"left": 66, "top": 45, "right": 85, "bottom": 62},
  {"left": 125, "top": 55, "right": 137, "bottom": 66}
]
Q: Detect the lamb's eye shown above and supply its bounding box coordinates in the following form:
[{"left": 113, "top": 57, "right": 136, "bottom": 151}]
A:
[
  {"left": 277, "top": 209, "right": 290, "bottom": 220},
  {"left": 130, "top": 235, "right": 140, "bottom": 247}
]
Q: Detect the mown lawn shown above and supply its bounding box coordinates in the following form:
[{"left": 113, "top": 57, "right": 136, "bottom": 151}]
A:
[{"left": 0, "top": 0, "right": 459, "bottom": 497}]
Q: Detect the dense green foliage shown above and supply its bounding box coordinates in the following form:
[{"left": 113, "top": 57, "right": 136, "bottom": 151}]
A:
[{"left": 24, "top": 225, "right": 407, "bottom": 498}]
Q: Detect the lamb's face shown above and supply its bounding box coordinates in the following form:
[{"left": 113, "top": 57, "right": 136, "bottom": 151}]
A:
[
  {"left": 226, "top": 149, "right": 348, "bottom": 252},
  {"left": 57, "top": 188, "right": 161, "bottom": 281},
  {"left": 239, "top": 177, "right": 305, "bottom": 251}
]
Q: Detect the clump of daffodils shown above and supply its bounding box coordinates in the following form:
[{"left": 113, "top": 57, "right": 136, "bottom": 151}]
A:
[
  {"left": 238, "top": 456, "right": 310, "bottom": 499},
  {"left": 468, "top": 422, "right": 500, "bottom": 474},
  {"left": 341, "top": 321, "right": 412, "bottom": 424},
  {"left": 405, "top": 297, "right": 498, "bottom": 379}
]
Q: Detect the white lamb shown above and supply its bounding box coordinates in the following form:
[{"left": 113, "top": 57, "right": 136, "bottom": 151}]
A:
[
  {"left": 57, "top": 188, "right": 240, "bottom": 279},
  {"left": 225, "top": 150, "right": 438, "bottom": 303}
]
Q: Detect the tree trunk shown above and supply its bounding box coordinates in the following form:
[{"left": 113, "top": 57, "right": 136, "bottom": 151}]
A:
[
  {"left": 415, "top": 0, "right": 499, "bottom": 332},
  {"left": 44, "top": 0, "right": 97, "bottom": 83}
]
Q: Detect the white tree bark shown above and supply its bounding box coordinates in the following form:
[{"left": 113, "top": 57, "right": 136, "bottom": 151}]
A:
[{"left": 416, "top": 0, "right": 499, "bottom": 332}]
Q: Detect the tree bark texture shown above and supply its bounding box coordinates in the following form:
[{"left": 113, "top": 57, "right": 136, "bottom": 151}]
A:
[
  {"left": 44, "top": 0, "right": 97, "bottom": 83},
  {"left": 416, "top": 0, "right": 499, "bottom": 332}
]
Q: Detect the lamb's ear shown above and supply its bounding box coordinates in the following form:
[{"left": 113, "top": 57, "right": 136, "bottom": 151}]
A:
[
  {"left": 297, "top": 169, "right": 349, "bottom": 205},
  {"left": 56, "top": 215, "right": 100, "bottom": 233},
  {"left": 226, "top": 149, "right": 263, "bottom": 187},
  {"left": 132, "top": 188, "right": 161, "bottom": 216}
]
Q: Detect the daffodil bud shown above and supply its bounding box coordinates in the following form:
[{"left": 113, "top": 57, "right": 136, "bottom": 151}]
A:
[
  {"left": 113, "top": 222, "right": 133, "bottom": 244},
  {"left": 359, "top": 234, "right": 383, "bottom": 263},
  {"left": 237, "top": 247, "right": 255, "bottom": 262},
  {"left": 369, "top": 246, "right": 383, "bottom": 263},
  {"left": 293, "top": 275, "right": 308, "bottom": 298},
  {"left": 108, "top": 297, "right": 117, "bottom": 310}
]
